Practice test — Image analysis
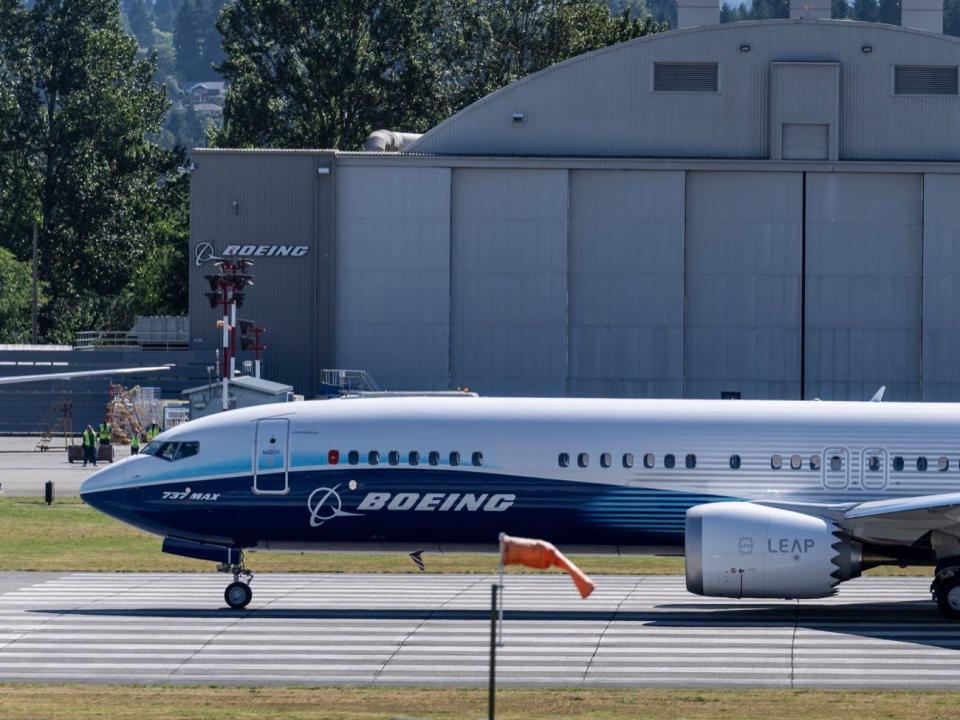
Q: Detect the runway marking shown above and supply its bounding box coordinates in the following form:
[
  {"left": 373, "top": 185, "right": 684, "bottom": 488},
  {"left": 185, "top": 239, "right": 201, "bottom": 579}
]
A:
[{"left": 0, "top": 573, "right": 954, "bottom": 688}]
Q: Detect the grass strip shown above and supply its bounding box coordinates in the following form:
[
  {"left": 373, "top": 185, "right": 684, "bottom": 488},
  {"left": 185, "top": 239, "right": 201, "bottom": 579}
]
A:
[
  {"left": 1, "top": 685, "right": 959, "bottom": 720},
  {"left": 0, "top": 496, "right": 929, "bottom": 576}
]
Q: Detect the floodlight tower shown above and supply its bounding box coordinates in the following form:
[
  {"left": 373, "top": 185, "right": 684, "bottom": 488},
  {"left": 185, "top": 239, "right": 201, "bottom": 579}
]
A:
[
  {"left": 204, "top": 260, "right": 254, "bottom": 411},
  {"left": 239, "top": 320, "right": 267, "bottom": 379}
]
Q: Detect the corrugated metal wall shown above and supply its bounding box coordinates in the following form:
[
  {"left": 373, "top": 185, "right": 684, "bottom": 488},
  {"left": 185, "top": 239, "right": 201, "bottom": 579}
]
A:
[
  {"left": 189, "top": 151, "right": 330, "bottom": 396},
  {"left": 804, "top": 173, "right": 923, "bottom": 400},
  {"left": 0, "top": 350, "right": 209, "bottom": 433},
  {"left": 410, "top": 21, "right": 960, "bottom": 162},
  {"left": 567, "top": 170, "right": 685, "bottom": 397},
  {"left": 922, "top": 174, "right": 960, "bottom": 400},
  {"left": 334, "top": 166, "right": 452, "bottom": 390},
  {"left": 449, "top": 169, "right": 568, "bottom": 395},
  {"left": 684, "top": 172, "right": 803, "bottom": 399},
  {"left": 191, "top": 152, "right": 960, "bottom": 402}
]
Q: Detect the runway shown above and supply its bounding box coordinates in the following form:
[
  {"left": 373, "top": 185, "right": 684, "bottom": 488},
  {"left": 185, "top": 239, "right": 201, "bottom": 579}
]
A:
[{"left": 0, "top": 572, "right": 956, "bottom": 688}]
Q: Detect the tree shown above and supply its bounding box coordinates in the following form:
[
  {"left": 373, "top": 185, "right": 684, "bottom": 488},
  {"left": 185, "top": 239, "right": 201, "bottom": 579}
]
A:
[
  {"left": 122, "top": 0, "right": 154, "bottom": 46},
  {"left": 215, "top": 0, "right": 663, "bottom": 150},
  {"left": 201, "top": 0, "right": 224, "bottom": 75},
  {"left": 174, "top": 0, "right": 205, "bottom": 77},
  {"left": 878, "top": 0, "right": 899, "bottom": 23},
  {"left": 643, "top": 0, "right": 676, "bottom": 26},
  {"left": 832, "top": 0, "right": 850, "bottom": 18},
  {"left": 0, "top": 0, "right": 187, "bottom": 341},
  {"left": 153, "top": 0, "right": 178, "bottom": 32},
  {"left": 0, "top": 247, "right": 44, "bottom": 343},
  {"left": 946, "top": 0, "right": 960, "bottom": 35},
  {"left": 852, "top": 0, "right": 879, "bottom": 21}
]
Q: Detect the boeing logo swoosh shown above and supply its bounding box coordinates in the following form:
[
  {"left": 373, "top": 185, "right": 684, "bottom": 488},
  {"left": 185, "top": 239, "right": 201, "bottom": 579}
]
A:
[
  {"left": 307, "top": 484, "right": 363, "bottom": 528},
  {"left": 194, "top": 242, "right": 221, "bottom": 267}
]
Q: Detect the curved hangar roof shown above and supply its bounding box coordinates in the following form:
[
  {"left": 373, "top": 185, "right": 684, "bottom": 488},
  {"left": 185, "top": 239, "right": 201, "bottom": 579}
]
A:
[{"left": 408, "top": 20, "right": 960, "bottom": 161}]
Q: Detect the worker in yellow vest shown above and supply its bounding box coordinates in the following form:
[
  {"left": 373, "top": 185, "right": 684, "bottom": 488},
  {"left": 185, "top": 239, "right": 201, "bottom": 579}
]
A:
[
  {"left": 98, "top": 420, "right": 112, "bottom": 447},
  {"left": 82, "top": 426, "right": 97, "bottom": 467},
  {"left": 130, "top": 432, "right": 140, "bottom": 455}
]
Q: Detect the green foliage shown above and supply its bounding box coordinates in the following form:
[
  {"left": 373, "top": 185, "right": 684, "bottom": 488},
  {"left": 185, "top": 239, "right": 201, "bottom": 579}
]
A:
[
  {"left": 0, "top": 0, "right": 187, "bottom": 342},
  {"left": 878, "top": 0, "right": 900, "bottom": 24},
  {"left": 122, "top": 0, "right": 154, "bottom": 46},
  {"left": 215, "top": 0, "right": 664, "bottom": 150},
  {"left": 174, "top": 0, "right": 205, "bottom": 77},
  {"left": 853, "top": 0, "right": 879, "bottom": 21},
  {"left": 945, "top": 0, "right": 960, "bottom": 35},
  {"left": 0, "top": 247, "right": 45, "bottom": 343},
  {"left": 153, "top": 0, "right": 178, "bottom": 32}
]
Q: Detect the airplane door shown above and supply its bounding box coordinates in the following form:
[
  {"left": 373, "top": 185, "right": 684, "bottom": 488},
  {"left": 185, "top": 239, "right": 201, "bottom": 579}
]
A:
[
  {"left": 822, "top": 448, "right": 849, "bottom": 490},
  {"left": 254, "top": 419, "right": 289, "bottom": 493},
  {"left": 861, "top": 448, "right": 888, "bottom": 490}
]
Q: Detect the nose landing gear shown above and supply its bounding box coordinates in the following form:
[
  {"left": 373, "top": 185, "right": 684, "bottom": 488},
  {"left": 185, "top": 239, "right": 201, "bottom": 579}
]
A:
[{"left": 218, "top": 554, "right": 254, "bottom": 610}]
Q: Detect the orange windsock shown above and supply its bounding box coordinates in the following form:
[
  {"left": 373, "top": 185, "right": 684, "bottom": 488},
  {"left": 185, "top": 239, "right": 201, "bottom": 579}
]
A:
[{"left": 500, "top": 534, "right": 596, "bottom": 599}]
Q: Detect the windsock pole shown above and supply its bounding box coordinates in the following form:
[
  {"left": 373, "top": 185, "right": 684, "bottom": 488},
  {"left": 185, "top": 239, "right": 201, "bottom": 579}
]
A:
[{"left": 488, "top": 583, "right": 498, "bottom": 720}]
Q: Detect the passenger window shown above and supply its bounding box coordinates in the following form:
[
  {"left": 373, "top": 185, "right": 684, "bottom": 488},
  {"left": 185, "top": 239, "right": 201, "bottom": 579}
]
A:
[
  {"left": 578, "top": 453, "right": 589, "bottom": 468},
  {"left": 830, "top": 455, "right": 842, "bottom": 472},
  {"left": 771, "top": 454, "right": 782, "bottom": 470},
  {"left": 429, "top": 451, "right": 440, "bottom": 466},
  {"left": 643, "top": 453, "right": 655, "bottom": 469},
  {"left": 938, "top": 456, "right": 949, "bottom": 472},
  {"left": 685, "top": 454, "right": 696, "bottom": 469},
  {"left": 790, "top": 454, "right": 801, "bottom": 470},
  {"left": 175, "top": 442, "right": 199, "bottom": 461},
  {"left": 917, "top": 457, "right": 928, "bottom": 472},
  {"left": 368, "top": 450, "right": 380, "bottom": 466},
  {"left": 664, "top": 454, "right": 676, "bottom": 469},
  {"left": 600, "top": 453, "right": 611, "bottom": 468},
  {"left": 729, "top": 454, "right": 741, "bottom": 469},
  {"left": 409, "top": 451, "right": 419, "bottom": 466},
  {"left": 893, "top": 456, "right": 904, "bottom": 471},
  {"left": 388, "top": 450, "right": 400, "bottom": 466},
  {"left": 559, "top": 452, "right": 570, "bottom": 468},
  {"left": 810, "top": 455, "right": 821, "bottom": 470},
  {"left": 348, "top": 450, "right": 359, "bottom": 465},
  {"left": 867, "top": 455, "right": 880, "bottom": 472},
  {"left": 472, "top": 451, "right": 483, "bottom": 467},
  {"left": 622, "top": 453, "right": 634, "bottom": 468},
  {"left": 450, "top": 451, "right": 460, "bottom": 466}
]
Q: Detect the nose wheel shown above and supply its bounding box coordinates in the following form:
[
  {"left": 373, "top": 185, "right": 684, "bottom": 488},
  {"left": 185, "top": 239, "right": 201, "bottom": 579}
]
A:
[
  {"left": 225, "top": 581, "right": 252, "bottom": 609},
  {"left": 218, "top": 552, "right": 254, "bottom": 610}
]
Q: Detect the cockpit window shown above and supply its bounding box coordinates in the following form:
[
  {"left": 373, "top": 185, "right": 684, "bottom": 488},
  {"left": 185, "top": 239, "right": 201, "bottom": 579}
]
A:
[
  {"left": 142, "top": 441, "right": 199, "bottom": 462},
  {"left": 175, "top": 442, "right": 199, "bottom": 460}
]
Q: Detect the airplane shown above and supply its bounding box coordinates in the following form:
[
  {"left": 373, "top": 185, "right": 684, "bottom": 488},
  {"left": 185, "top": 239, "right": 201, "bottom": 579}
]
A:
[{"left": 78, "top": 394, "right": 960, "bottom": 618}]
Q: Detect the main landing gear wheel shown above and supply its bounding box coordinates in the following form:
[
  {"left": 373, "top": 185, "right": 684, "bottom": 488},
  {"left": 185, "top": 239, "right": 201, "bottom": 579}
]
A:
[{"left": 224, "top": 581, "right": 252, "bottom": 609}]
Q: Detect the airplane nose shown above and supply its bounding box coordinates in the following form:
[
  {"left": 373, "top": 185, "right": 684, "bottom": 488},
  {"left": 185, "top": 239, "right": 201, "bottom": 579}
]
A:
[{"left": 80, "top": 462, "right": 128, "bottom": 505}]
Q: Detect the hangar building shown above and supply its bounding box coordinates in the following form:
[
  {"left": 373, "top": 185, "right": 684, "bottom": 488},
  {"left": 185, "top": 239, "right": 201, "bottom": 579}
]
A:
[{"left": 189, "top": 3, "right": 960, "bottom": 402}]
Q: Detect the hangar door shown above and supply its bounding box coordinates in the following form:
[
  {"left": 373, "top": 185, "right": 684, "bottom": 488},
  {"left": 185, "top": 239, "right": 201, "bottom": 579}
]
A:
[
  {"left": 684, "top": 172, "right": 803, "bottom": 399},
  {"left": 804, "top": 174, "right": 922, "bottom": 400},
  {"left": 449, "top": 169, "right": 568, "bottom": 396}
]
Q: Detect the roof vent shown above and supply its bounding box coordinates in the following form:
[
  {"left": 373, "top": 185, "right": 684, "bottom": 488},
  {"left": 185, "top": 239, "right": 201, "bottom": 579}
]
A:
[
  {"left": 894, "top": 65, "right": 958, "bottom": 95},
  {"left": 653, "top": 62, "right": 719, "bottom": 92}
]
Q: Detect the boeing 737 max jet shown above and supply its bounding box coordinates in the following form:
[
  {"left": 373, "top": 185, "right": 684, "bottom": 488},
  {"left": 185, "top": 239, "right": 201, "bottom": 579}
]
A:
[{"left": 79, "top": 395, "right": 960, "bottom": 617}]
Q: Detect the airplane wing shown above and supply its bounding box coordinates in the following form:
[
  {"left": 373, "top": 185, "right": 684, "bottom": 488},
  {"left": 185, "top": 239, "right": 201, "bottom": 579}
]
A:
[
  {"left": 756, "top": 492, "right": 960, "bottom": 546},
  {"left": 0, "top": 365, "right": 173, "bottom": 386}
]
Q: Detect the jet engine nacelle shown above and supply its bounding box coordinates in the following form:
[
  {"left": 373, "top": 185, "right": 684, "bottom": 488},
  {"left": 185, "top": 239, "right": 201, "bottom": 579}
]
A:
[{"left": 685, "top": 502, "right": 861, "bottom": 599}]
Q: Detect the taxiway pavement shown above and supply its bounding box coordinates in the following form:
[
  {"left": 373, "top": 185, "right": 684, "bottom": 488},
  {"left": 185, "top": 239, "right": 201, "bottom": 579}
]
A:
[
  {"left": 0, "top": 573, "right": 953, "bottom": 688},
  {"left": 0, "top": 436, "right": 99, "bottom": 496}
]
